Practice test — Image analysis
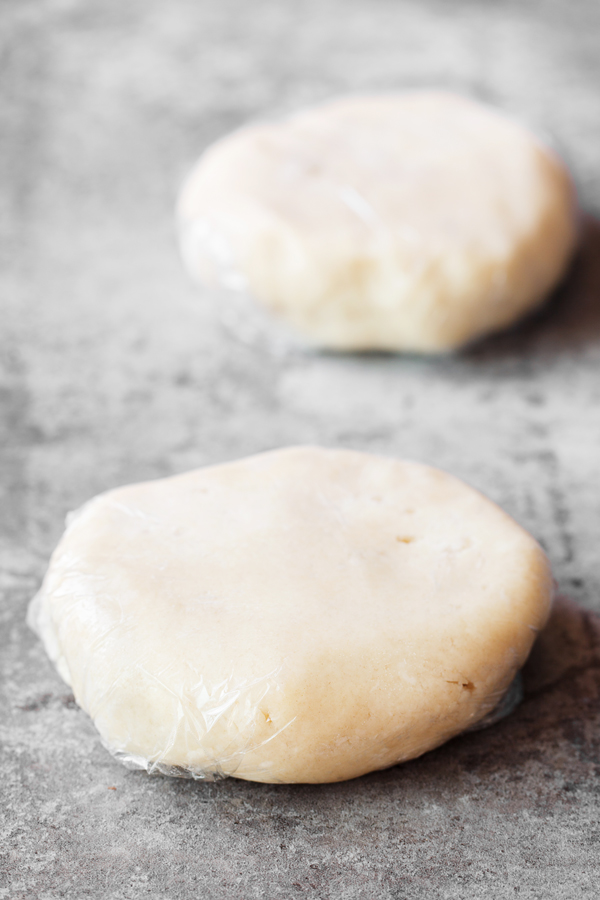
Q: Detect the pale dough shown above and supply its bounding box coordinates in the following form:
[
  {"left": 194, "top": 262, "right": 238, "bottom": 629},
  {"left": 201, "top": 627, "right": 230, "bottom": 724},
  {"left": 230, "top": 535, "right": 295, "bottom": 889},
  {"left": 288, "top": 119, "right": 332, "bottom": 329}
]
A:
[
  {"left": 178, "top": 92, "right": 578, "bottom": 352},
  {"left": 30, "top": 447, "right": 552, "bottom": 783}
]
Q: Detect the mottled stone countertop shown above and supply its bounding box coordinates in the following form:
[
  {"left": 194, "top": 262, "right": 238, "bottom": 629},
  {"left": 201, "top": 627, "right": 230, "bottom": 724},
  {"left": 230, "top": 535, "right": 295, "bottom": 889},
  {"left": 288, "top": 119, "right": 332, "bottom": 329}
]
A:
[{"left": 1, "top": 1, "right": 599, "bottom": 897}]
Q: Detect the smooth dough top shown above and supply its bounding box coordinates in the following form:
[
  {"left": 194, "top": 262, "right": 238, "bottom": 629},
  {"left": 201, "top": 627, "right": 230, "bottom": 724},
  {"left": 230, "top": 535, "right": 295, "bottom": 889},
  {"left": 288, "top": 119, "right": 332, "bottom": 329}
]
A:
[
  {"left": 178, "top": 92, "right": 577, "bottom": 352},
  {"left": 32, "top": 447, "right": 553, "bottom": 783}
]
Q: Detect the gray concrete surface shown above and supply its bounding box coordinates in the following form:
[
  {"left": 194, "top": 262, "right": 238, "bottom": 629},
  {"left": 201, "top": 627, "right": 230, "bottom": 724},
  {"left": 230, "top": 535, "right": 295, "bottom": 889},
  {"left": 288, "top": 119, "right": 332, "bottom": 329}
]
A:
[{"left": 1, "top": 0, "right": 600, "bottom": 897}]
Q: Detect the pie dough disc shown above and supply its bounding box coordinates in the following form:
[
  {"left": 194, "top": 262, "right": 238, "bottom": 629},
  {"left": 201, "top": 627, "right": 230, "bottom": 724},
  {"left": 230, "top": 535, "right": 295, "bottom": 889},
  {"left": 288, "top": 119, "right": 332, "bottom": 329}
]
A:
[
  {"left": 178, "top": 92, "right": 577, "bottom": 352},
  {"left": 30, "top": 447, "right": 553, "bottom": 783}
]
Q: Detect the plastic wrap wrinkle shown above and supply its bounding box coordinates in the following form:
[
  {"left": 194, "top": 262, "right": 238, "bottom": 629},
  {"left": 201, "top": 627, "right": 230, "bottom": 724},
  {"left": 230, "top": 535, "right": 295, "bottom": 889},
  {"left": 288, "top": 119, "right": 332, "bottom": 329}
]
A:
[
  {"left": 32, "top": 562, "right": 524, "bottom": 784},
  {"left": 180, "top": 211, "right": 305, "bottom": 355},
  {"left": 96, "top": 667, "right": 523, "bottom": 782},
  {"left": 87, "top": 650, "right": 298, "bottom": 781},
  {"left": 337, "top": 184, "right": 382, "bottom": 231},
  {"left": 26, "top": 563, "right": 537, "bottom": 781},
  {"left": 180, "top": 216, "right": 247, "bottom": 292}
]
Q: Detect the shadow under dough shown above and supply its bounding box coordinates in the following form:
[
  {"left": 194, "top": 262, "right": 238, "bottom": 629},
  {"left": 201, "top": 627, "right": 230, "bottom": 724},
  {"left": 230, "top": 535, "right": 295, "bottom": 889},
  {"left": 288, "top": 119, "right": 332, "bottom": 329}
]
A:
[
  {"left": 468, "top": 214, "right": 600, "bottom": 361},
  {"left": 154, "top": 596, "right": 600, "bottom": 810},
  {"left": 369, "top": 595, "right": 600, "bottom": 789}
]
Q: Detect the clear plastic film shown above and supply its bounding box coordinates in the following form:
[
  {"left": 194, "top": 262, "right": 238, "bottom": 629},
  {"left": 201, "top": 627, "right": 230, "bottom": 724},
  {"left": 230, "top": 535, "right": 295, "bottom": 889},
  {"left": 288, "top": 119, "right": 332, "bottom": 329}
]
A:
[
  {"left": 28, "top": 566, "right": 527, "bottom": 784},
  {"left": 176, "top": 92, "right": 579, "bottom": 356},
  {"left": 178, "top": 213, "right": 308, "bottom": 358},
  {"left": 106, "top": 673, "right": 524, "bottom": 780},
  {"left": 27, "top": 448, "right": 553, "bottom": 784}
]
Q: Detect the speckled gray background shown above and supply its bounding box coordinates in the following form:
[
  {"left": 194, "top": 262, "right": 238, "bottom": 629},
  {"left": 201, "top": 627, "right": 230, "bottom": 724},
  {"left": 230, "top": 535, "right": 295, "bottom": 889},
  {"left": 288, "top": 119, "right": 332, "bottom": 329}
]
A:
[{"left": 1, "top": 1, "right": 600, "bottom": 897}]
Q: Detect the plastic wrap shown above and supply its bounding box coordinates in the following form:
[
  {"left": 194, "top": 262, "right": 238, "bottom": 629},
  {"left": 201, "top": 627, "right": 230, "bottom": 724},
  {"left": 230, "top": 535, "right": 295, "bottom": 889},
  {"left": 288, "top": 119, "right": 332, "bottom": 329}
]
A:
[
  {"left": 28, "top": 571, "right": 526, "bottom": 783},
  {"left": 27, "top": 447, "right": 553, "bottom": 784},
  {"left": 178, "top": 214, "right": 307, "bottom": 358},
  {"left": 176, "top": 92, "right": 578, "bottom": 355},
  {"left": 28, "top": 573, "right": 526, "bottom": 783},
  {"left": 106, "top": 675, "right": 524, "bottom": 781}
]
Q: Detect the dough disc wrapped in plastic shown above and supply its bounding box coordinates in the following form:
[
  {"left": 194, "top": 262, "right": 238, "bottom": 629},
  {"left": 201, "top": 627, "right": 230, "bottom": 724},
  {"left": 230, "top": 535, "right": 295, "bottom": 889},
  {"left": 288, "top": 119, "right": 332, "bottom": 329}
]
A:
[
  {"left": 29, "top": 447, "right": 553, "bottom": 783},
  {"left": 178, "top": 92, "right": 577, "bottom": 352}
]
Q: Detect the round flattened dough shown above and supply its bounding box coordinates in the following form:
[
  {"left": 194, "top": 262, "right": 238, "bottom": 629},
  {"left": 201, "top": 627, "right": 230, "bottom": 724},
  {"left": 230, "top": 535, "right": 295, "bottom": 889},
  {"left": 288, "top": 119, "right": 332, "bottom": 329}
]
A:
[
  {"left": 32, "top": 447, "right": 553, "bottom": 783},
  {"left": 178, "top": 92, "right": 578, "bottom": 352}
]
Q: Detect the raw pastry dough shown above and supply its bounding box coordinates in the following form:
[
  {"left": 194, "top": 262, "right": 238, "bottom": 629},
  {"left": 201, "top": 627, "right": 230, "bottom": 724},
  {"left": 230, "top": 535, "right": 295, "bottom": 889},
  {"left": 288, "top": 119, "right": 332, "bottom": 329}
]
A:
[
  {"left": 30, "top": 447, "right": 552, "bottom": 783},
  {"left": 178, "top": 92, "right": 577, "bottom": 352}
]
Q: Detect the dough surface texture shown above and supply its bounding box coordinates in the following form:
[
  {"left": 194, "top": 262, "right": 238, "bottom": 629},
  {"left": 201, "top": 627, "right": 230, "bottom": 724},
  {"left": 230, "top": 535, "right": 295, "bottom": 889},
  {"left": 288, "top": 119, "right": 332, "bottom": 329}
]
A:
[
  {"left": 178, "top": 92, "right": 577, "bottom": 352},
  {"left": 30, "top": 447, "right": 553, "bottom": 783}
]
